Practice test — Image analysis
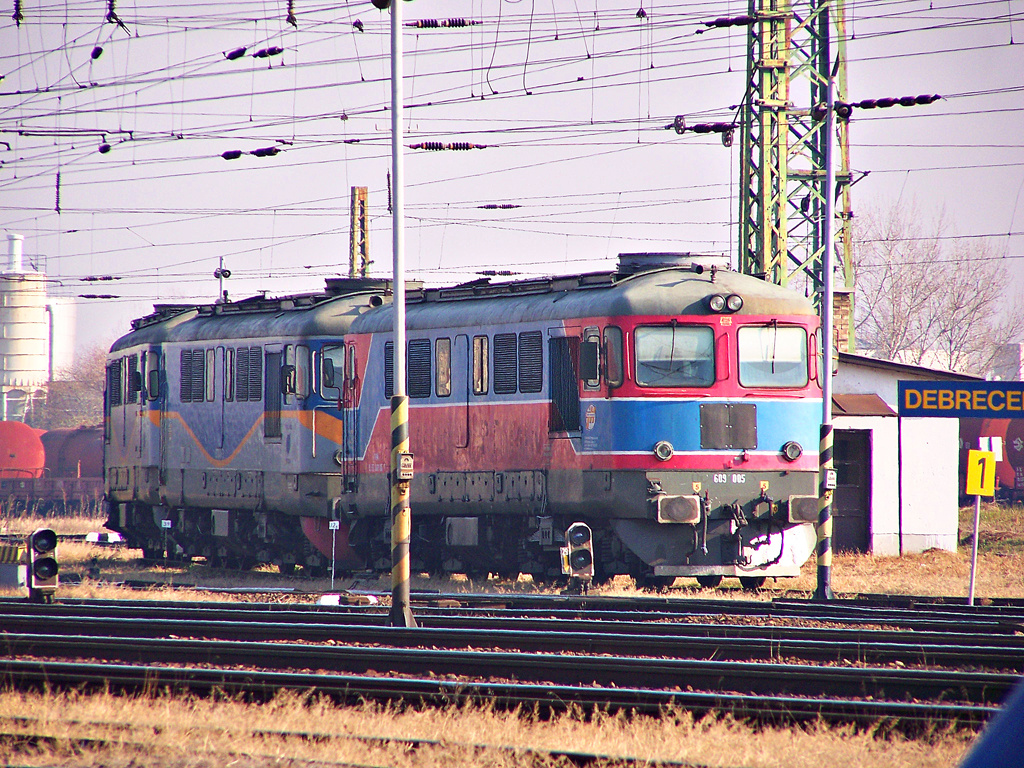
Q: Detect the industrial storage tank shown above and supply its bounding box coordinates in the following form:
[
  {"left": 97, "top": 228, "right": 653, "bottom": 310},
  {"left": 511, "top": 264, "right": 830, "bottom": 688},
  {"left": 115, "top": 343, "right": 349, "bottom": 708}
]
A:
[
  {"left": 0, "top": 420, "right": 45, "bottom": 478},
  {"left": 40, "top": 426, "right": 103, "bottom": 478},
  {"left": 1, "top": 233, "right": 49, "bottom": 421}
]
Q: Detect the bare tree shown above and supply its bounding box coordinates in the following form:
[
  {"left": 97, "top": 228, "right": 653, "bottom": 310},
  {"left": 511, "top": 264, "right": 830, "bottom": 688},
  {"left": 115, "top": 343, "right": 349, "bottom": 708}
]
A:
[
  {"left": 854, "top": 202, "right": 1024, "bottom": 376},
  {"left": 31, "top": 344, "right": 109, "bottom": 429}
]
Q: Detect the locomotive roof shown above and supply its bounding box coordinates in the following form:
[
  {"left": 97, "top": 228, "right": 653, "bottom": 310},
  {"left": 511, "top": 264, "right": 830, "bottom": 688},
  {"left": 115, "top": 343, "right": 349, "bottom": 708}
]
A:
[
  {"left": 353, "top": 265, "right": 817, "bottom": 333},
  {"left": 110, "top": 262, "right": 815, "bottom": 352}
]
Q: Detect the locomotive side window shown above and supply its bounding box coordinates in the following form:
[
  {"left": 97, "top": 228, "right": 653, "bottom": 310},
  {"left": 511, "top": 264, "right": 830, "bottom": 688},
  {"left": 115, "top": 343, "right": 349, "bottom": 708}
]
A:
[
  {"left": 581, "top": 327, "right": 600, "bottom": 391},
  {"left": 295, "top": 345, "right": 310, "bottom": 398},
  {"left": 604, "top": 326, "right": 624, "bottom": 388},
  {"left": 435, "top": 338, "right": 451, "bottom": 397},
  {"left": 737, "top": 325, "right": 809, "bottom": 388},
  {"left": 224, "top": 348, "right": 235, "bottom": 402},
  {"left": 321, "top": 344, "right": 344, "bottom": 397},
  {"left": 205, "top": 349, "right": 216, "bottom": 402},
  {"left": 635, "top": 326, "right": 714, "bottom": 387},
  {"left": 145, "top": 350, "right": 160, "bottom": 401},
  {"left": 493, "top": 333, "right": 518, "bottom": 395},
  {"left": 472, "top": 335, "right": 488, "bottom": 395},
  {"left": 408, "top": 339, "right": 432, "bottom": 399}
]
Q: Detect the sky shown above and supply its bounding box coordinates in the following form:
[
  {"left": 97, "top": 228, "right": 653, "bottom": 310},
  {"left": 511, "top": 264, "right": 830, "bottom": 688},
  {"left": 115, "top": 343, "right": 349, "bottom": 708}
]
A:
[{"left": 1, "top": 0, "right": 1022, "bottom": 361}]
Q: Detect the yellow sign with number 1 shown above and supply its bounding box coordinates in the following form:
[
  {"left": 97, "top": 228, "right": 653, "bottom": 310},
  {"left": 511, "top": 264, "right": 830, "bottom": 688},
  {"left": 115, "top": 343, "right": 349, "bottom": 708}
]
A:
[{"left": 966, "top": 450, "right": 996, "bottom": 497}]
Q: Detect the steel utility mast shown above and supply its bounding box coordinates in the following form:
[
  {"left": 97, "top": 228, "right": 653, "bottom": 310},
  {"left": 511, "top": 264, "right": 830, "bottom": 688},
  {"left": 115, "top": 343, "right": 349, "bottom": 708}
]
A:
[{"left": 738, "top": 0, "right": 854, "bottom": 351}]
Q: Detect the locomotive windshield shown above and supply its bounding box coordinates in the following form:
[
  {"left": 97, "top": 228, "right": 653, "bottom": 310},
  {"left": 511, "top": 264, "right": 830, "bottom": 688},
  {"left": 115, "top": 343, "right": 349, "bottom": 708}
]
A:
[
  {"left": 634, "top": 325, "right": 714, "bottom": 387},
  {"left": 737, "top": 325, "right": 809, "bottom": 388}
]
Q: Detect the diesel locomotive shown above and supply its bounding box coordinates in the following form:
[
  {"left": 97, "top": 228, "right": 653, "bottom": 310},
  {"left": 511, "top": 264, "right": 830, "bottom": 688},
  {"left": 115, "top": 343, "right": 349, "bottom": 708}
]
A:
[{"left": 104, "top": 253, "right": 824, "bottom": 587}]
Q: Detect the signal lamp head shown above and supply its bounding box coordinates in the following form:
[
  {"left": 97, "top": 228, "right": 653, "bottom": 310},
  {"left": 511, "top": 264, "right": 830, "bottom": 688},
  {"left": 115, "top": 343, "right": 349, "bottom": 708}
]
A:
[
  {"left": 569, "top": 549, "right": 593, "bottom": 570},
  {"left": 30, "top": 528, "right": 58, "bottom": 555},
  {"left": 726, "top": 294, "right": 743, "bottom": 312},
  {"left": 33, "top": 557, "right": 59, "bottom": 580},
  {"left": 567, "top": 524, "right": 591, "bottom": 546},
  {"left": 708, "top": 294, "right": 726, "bottom": 312}
]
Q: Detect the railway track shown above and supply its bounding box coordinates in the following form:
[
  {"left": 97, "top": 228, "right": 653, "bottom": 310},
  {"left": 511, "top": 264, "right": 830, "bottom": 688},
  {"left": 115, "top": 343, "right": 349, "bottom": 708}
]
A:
[
  {"left": 0, "top": 597, "right": 1015, "bottom": 729},
  {"left": 3, "top": 605, "right": 1024, "bottom": 670}
]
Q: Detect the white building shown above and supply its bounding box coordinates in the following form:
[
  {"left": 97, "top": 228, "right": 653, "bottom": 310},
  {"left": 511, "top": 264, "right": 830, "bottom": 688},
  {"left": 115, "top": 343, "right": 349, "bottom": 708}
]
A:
[{"left": 832, "top": 352, "right": 977, "bottom": 555}]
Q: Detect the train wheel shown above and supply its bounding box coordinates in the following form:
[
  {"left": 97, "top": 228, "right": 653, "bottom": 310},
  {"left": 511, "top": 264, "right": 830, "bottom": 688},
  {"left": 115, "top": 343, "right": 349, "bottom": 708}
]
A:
[
  {"left": 696, "top": 575, "right": 723, "bottom": 589},
  {"left": 636, "top": 575, "right": 675, "bottom": 591},
  {"left": 739, "top": 576, "right": 767, "bottom": 591}
]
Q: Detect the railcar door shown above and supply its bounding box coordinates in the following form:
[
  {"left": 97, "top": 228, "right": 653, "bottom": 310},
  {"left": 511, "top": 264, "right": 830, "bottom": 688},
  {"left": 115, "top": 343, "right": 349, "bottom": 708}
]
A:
[{"left": 548, "top": 327, "right": 582, "bottom": 436}]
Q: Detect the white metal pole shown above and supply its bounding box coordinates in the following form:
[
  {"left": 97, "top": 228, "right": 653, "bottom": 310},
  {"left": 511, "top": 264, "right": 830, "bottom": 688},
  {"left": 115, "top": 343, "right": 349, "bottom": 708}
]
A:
[
  {"left": 391, "top": 0, "right": 405, "bottom": 396},
  {"left": 969, "top": 494, "right": 981, "bottom": 605}
]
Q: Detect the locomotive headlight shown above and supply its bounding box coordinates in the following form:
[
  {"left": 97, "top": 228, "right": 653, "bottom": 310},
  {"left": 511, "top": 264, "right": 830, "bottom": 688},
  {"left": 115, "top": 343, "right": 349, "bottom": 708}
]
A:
[
  {"left": 782, "top": 441, "right": 803, "bottom": 462},
  {"left": 726, "top": 294, "right": 744, "bottom": 312},
  {"left": 708, "top": 294, "right": 726, "bottom": 312},
  {"left": 653, "top": 440, "right": 674, "bottom": 462}
]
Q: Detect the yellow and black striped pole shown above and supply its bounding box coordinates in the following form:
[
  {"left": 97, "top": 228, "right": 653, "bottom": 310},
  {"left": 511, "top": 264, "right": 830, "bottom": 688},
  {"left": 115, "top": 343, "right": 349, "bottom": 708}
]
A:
[
  {"left": 814, "top": 423, "right": 835, "bottom": 600},
  {"left": 388, "top": 394, "right": 416, "bottom": 627}
]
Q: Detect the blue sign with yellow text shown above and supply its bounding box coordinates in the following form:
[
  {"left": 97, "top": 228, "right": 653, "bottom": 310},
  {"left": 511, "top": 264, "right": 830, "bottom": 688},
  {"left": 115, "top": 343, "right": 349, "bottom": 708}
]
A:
[{"left": 898, "top": 381, "right": 1024, "bottom": 418}]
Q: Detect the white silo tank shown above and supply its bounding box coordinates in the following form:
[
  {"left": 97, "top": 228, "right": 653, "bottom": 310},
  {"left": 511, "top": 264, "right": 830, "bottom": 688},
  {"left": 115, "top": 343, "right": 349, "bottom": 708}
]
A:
[
  {"left": 46, "top": 298, "right": 77, "bottom": 380},
  {"left": 1, "top": 233, "right": 49, "bottom": 421}
]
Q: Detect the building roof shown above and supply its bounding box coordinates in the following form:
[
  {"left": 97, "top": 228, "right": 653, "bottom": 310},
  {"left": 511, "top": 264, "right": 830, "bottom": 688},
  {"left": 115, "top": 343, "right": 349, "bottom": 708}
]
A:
[
  {"left": 832, "top": 393, "right": 896, "bottom": 417},
  {"left": 838, "top": 352, "right": 982, "bottom": 382}
]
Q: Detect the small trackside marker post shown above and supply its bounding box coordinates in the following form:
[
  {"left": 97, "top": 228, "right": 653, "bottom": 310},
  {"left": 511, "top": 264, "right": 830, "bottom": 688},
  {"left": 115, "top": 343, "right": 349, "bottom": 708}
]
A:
[{"left": 814, "top": 423, "right": 835, "bottom": 601}]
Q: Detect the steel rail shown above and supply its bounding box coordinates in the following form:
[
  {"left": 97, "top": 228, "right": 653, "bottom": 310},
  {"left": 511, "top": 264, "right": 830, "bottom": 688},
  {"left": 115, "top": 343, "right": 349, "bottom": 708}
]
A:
[
  {"left": 0, "top": 658, "right": 997, "bottom": 728},
  {"left": 46, "top": 590, "right": 1024, "bottom": 623},
  {"left": 3, "top": 632, "right": 1016, "bottom": 703},
  {"left": 8, "top": 593, "right": 1024, "bottom": 638},
  {"left": 4, "top": 597, "right": 1024, "bottom": 639},
  {"left": 3, "top": 611, "right": 1023, "bottom": 671}
]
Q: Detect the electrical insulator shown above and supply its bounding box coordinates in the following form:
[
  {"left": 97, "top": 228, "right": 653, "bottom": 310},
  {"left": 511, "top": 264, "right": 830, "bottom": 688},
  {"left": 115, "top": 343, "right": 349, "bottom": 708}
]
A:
[
  {"left": 98, "top": 143, "right": 111, "bottom": 154},
  {"left": 91, "top": 46, "right": 103, "bottom": 60},
  {"left": 834, "top": 102, "right": 852, "bottom": 118},
  {"left": 699, "top": 14, "right": 754, "bottom": 32},
  {"left": 478, "top": 203, "right": 521, "bottom": 209},
  {"left": 253, "top": 46, "right": 284, "bottom": 59},
  {"left": 250, "top": 146, "right": 280, "bottom": 157},
  {"left": 225, "top": 47, "right": 247, "bottom": 61},
  {"left": 222, "top": 150, "right": 243, "bottom": 160},
  {"left": 409, "top": 142, "right": 486, "bottom": 151},
  {"left": 406, "top": 18, "right": 479, "bottom": 28}
]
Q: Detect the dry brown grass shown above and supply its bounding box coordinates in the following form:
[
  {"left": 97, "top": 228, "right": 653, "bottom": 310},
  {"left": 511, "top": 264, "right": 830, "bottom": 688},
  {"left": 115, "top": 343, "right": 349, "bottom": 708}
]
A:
[
  {"left": 0, "top": 690, "right": 975, "bottom": 768},
  {"left": 3, "top": 507, "right": 1017, "bottom": 765}
]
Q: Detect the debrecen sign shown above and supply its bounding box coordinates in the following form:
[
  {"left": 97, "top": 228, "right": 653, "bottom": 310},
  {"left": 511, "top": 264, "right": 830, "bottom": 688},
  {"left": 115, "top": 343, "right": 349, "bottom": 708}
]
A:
[{"left": 898, "top": 381, "right": 1024, "bottom": 418}]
